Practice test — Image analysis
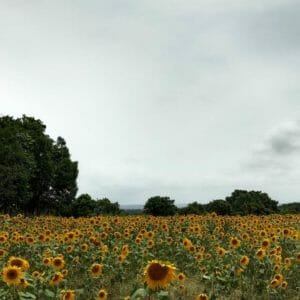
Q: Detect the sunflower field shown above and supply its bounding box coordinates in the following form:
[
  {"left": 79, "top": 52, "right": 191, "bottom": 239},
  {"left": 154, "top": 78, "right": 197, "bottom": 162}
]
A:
[{"left": 0, "top": 213, "right": 299, "bottom": 300}]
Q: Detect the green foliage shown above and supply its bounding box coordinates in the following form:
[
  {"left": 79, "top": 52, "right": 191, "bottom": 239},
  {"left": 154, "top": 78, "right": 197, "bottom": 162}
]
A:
[
  {"left": 225, "top": 189, "right": 278, "bottom": 215},
  {"left": 72, "top": 194, "right": 121, "bottom": 217},
  {"left": 205, "top": 199, "right": 232, "bottom": 215},
  {"left": 72, "top": 194, "right": 96, "bottom": 217},
  {"left": 94, "top": 198, "right": 121, "bottom": 215},
  {"left": 179, "top": 201, "right": 205, "bottom": 215},
  {"left": 144, "top": 196, "right": 177, "bottom": 216},
  {"left": 0, "top": 115, "right": 78, "bottom": 215},
  {"left": 278, "top": 202, "right": 300, "bottom": 214}
]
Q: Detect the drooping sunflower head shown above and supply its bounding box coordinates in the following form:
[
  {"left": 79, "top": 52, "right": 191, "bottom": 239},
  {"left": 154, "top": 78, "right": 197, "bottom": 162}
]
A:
[
  {"left": 270, "top": 278, "right": 280, "bottom": 288},
  {"left": 273, "top": 274, "right": 283, "bottom": 283},
  {"left": 18, "top": 278, "right": 29, "bottom": 289},
  {"left": 240, "top": 255, "right": 250, "bottom": 267},
  {"left": 256, "top": 248, "right": 266, "bottom": 260},
  {"left": 60, "top": 289, "right": 76, "bottom": 300},
  {"left": 144, "top": 260, "right": 176, "bottom": 290},
  {"left": 0, "top": 248, "right": 7, "bottom": 258},
  {"left": 2, "top": 265, "right": 23, "bottom": 286},
  {"left": 49, "top": 272, "right": 63, "bottom": 286}
]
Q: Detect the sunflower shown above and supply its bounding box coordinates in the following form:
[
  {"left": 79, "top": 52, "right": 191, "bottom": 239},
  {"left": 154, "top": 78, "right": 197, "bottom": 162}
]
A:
[
  {"left": 217, "top": 247, "right": 226, "bottom": 257},
  {"left": 52, "top": 257, "right": 65, "bottom": 270},
  {"left": 196, "top": 252, "right": 204, "bottom": 261},
  {"left": 90, "top": 263, "right": 103, "bottom": 277},
  {"left": 284, "top": 258, "right": 292, "bottom": 269},
  {"left": 273, "top": 274, "right": 283, "bottom": 283},
  {"left": 177, "top": 272, "right": 186, "bottom": 282},
  {"left": 18, "top": 278, "right": 29, "bottom": 289},
  {"left": 0, "top": 248, "right": 6, "bottom": 258},
  {"left": 195, "top": 293, "right": 209, "bottom": 300},
  {"left": 182, "top": 238, "right": 192, "bottom": 249},
  {"left": 66, "top": 245, "right": 74, "bottom": 253},
  {"left": 147, "top": 239, "right": 155, "bottom": 248},
  {"left": 229, "top": 237, "right": 241, "bottom": 249},
  {"left": 281, "top": 281, "right": 288, "bottom": 289},
  {"left": 270, "top": 279, "right": 280, "bottom": 288},
  {"left": 256, "top": 248, "right": 266, "bottom": 260},
  {"left": 96, "top": 289, "right": 108, "bottom": 300},
  {"left": 43, "top": 257, "right": 53, "bottom": 266},
  {"left": 81, "top": 243, "right": 89, "bottom": 252},
  {"left": 117, "top": 254, "right": 126, "bottom": 264},
  {"left": 8, "top": 256, "right": 30, "bottom": 271},
  {"left": 0, "top": 235, "right": 7, "bottom": 243},
  {"left": 240, "top": 255, "right": 250, "bottom": 267},
  {"left": 2, "top": 266, "right": 23, "bottom": 285},
  {"left": 60, "top": 289, "right": 76, "bottom": 300},
  {"left": 49, "top": 272, "right": 63, "bottom": 286},
  {"left": 32, "top": 271, "right": 42, "bottom": 278},
  {"left": 144, "top": 260, "right": 176, "bottom": 290},
  {"left": 261, "top": 239, "right": 270, "bottom": 249}
]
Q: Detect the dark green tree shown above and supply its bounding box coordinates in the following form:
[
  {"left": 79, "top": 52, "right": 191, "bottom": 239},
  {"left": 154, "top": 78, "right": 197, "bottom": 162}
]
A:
[
  {"left": 0, "top": 116, "right": 35, "bottom": 213},
  {"left": 94, "top": 198, "right": 121, "bottom": 215},
  {"left": 72, "top": 194, "right": 95, "bottom": 217},
  {"left": 144, "top": 196, "right": 177, "bottom": 216},
  {"left": 225, "top": 190, "right": 278, "bottom": 215},
  {"left": 278, "top": 202, "right": 300, "bottom": 214},
  {"left": 179, "top": 201, "right": 205, "bottom": 215},
  {"left": 0, "top": 115, "right": 78, "bottom": 215},
  {"left": 205, "top": 199, "right": 231, "bottom": 215}
]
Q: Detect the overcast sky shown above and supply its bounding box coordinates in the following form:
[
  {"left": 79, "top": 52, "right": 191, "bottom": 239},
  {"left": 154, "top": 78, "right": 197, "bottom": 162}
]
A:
[{"left": 1, "top": 0, "right": 300, "bottom": 205}]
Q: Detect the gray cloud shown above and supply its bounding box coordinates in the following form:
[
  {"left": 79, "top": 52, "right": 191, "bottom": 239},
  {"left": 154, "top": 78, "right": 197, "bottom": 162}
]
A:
[
  {"left": 246, "top": 121, "right": 300, "bottom": 174},
  {"left": 261, "top": 121, "right": 300, "bottom": 155}
]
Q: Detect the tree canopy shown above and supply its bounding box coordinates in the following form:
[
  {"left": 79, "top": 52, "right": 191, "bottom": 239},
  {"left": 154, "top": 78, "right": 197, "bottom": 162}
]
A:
[
  {"left": 144, "top": 196, "right": 177, "bottom": 216},
  {"left": 0, "top": 115, "right": 78, "bottom": 215}
]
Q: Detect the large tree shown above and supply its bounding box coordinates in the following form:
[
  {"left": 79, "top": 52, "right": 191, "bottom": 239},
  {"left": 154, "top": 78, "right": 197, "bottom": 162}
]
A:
[
  {"left": 225, "top": 189, "right": 278, "bottom": 215},
  {"left": 144, "top": 196, "right": 177, "bottom": 216},
  {"left": 0, "top": 115, "right": 78, "bottom": 215},
  {"left": 205, "top": 199, "right": 232, "bottom": 215}
]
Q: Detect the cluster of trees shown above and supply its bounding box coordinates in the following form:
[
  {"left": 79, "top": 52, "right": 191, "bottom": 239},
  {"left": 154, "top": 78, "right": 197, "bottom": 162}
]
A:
[
  {"left": 1, "top": 115, "right": 299, "bottom": 217},
  {"left": 72, "top": 194, "right": 121, "bottom": 217},
  {"left": 0, "top": 115, "right": 121, "bottom": 216},
  {"left": 143, "top": 190, "right": 281, "bottom": 216}
]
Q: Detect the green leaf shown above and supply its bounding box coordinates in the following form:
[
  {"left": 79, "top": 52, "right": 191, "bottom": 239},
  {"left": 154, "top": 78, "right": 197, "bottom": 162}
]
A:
[
  {"left": 131, "top": 288, "right": 148, "bottom": 299},
  {"left": 44, "top": 289, "right": 55, "bottom": 298},
  {"left": 18, "top": 292, "right": 37, "bottom": 299},
  {"left": 157, "top": 290, "right": 169, "bottom": 300}
]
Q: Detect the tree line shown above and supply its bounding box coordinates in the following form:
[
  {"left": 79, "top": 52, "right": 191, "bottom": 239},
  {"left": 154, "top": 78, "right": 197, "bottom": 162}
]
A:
[{"left": 0, "top": 115, "right": 299, "bottom": 216}]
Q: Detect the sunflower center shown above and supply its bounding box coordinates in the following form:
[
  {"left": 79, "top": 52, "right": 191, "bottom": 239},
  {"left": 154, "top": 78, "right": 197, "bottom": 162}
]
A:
[
  {"left": 147, "top": 263, "right": 168, "bottom": 281},
  {"left": 92, "top": 265, "right": 101, "bottom": 273},
  {"left": 7, "top": 269, "right": 18, "bottom": 280}
]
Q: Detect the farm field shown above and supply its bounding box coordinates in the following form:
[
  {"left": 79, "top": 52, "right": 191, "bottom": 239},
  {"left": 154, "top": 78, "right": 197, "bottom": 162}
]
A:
[{"left": 0, "top": 214, "right": 299, "bottom": 300}]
